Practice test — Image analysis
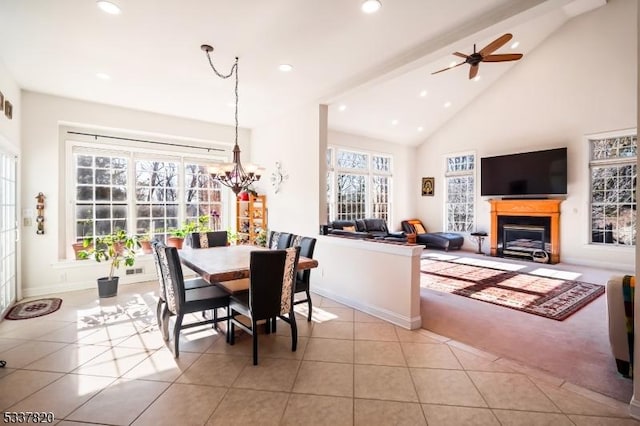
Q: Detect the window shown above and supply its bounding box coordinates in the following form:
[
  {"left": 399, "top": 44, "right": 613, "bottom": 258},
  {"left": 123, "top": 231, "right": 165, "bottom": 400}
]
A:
[
  {"left": 0, "top": 150, "right": 17, "bottom": 316},
  {"left": 326, "top": 147, "right": 392, "bottom": 223},
  {"left": 589, "top": 131, "right": 637, "bottom": 246},
  {"left": 444, "top": 153, "right": 475, "bottom": 232},
  {"left": 72, "top": 144, "right": 225, "bottom": 247}
]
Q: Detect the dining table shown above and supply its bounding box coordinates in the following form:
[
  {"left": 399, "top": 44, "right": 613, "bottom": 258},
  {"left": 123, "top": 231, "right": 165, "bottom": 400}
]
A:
[{"left": 178, "top": 244, "right": 319, "bottom": 294}]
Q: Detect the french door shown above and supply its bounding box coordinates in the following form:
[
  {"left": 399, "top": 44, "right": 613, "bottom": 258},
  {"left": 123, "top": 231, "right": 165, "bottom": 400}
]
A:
[{"left": 0, "top": 150, "right": 17, "bottom": 318}]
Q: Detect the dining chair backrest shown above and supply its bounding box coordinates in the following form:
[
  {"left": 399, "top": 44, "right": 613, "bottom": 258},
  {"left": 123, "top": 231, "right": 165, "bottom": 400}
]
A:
[
  {"left": 151, "top": 240, "right": 167, "bottom": 302},
  {"left": 190, "top": 231, "right": 227, "bottom": 248},
  {"left": 295, "top": 237, "right": 317, "bottom": 283},
  {"left": 268, "top": 231, "right": 293, "bottom": 250},
  {"left": 155, "top": 244, "right": 184, "bottom": 316},
  {"left": 248, "top": 247, "right": 300, "bottom": 320}
]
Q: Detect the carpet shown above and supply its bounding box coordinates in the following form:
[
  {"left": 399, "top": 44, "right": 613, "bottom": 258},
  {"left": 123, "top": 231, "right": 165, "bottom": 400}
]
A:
[
  {"left": 5, "top": 298, "right": 63, "bottom": 320},
  {"left": 420, "top": 259, "right": 604, "bottom": 321}
]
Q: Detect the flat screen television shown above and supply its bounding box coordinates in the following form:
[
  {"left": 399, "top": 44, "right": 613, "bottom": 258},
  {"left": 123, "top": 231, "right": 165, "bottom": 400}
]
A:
[{"left": 480, "top": 147, "right": 567, "bottom": 197}]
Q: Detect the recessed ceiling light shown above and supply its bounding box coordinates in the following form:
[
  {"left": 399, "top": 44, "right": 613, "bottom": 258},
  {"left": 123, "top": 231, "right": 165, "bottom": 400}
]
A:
[
  {"left": 510, "top": 41, "right": 520, "bottom": 49},
  {"left": 96, "top": 1, "right": 121, "bottom": 14},
  {"left": 338, "top": 104, "right": 347, "bottom": 112},
  {"left": 444, "top": 101, "right": 452, "bottom": 108},
  {"left": 96, "top": 72, "right": 111, "bottom": 80},
  {"left": 449, "top": 61, "right": 457, "bottom": 68},
  {"left": 419, "top": 90, "right": 428, "bottom": 97},
  {"left": 391, "top": 119, "right": 399, "bottom": 125},
  {"left": 361, "top": 0, "right": 382, "bottom": 14},
  {"left": 417, "top": 126, "right": 424, "bottom": 132},
  {"left": 473, "top": 75, "right": 481, "bottom": 82},
  {"left": 278, "top": 64, "right": 293, "bottom": 72}
]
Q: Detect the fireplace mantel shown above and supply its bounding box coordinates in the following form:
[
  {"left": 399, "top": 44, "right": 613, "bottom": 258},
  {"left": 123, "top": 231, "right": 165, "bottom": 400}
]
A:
[{"left": 489, "top": 199, "right": 563, "bottom": 264}]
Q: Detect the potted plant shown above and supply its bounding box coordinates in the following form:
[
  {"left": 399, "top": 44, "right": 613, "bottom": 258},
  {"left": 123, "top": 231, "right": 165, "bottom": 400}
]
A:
[
  {"left": 167, "top": 221, "right": 198, "bottom": 249},
  {"left": 138, "top": 232, "right": 153, "bottom": 254},
  {"left": 79, "top": 229, "right": 140, "bottom": 298},
  {"left": 72, "top": 218, "right": 93, "bottom": 259}
]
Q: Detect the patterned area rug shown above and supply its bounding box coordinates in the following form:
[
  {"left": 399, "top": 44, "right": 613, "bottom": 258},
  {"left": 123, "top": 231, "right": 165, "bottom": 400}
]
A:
[
  {"left": 5, "top": 298, "right": 63, "bottom": 320},
  {"left": 420, "top": 259, "right": 604, "bottom": 321}
]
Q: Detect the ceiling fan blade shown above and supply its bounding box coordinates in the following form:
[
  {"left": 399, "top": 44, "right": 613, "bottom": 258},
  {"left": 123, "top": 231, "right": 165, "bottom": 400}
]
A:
[
  {"left": 431, "top": 61, "right": 466, "bottom": 75},
  {"left": 479, "top": 33, "right": 512, "bottom": 56},
  {"left": 453, "top": 52, "right": 468, "bottom": 58},
  {"left": 469, "top": 64, "right": 479, "bottom": 80},
  {"left": 483, "top": 53, "right": 523, "bottom": 62}
]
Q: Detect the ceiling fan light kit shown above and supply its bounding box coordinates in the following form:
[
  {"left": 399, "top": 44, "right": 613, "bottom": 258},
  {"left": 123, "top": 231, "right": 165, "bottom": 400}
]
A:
[{"left": 432, "top": 33, "right": 523, "bottom": 79}]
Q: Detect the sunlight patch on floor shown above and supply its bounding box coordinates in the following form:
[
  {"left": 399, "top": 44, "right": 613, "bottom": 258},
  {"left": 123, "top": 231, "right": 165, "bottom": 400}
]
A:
[
  {"left": 294, "top": 305, "right": 338, "bottom": 323},
  {"left": 421, "top": 253, "right": 459, "bottom": 261},
  {"left": 450, "top": 256, "right": 527, "bottom": 272},
  {"left": 529, "top": 267, "right": 582, "bottom": 281}
]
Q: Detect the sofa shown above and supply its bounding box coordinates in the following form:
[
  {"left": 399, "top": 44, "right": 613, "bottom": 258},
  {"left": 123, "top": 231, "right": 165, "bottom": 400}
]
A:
[
  {"left": 328, "top": 219, "right": 406, "bottom": 241},
  {"left": 401, "top": 219, "right": 464, "bottom": 251}
]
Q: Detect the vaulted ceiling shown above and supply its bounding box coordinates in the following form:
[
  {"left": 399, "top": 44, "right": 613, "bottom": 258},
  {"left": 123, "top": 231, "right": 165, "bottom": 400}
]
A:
[{"left": 0, "top": 0, "right": 605, "bottom": 145}]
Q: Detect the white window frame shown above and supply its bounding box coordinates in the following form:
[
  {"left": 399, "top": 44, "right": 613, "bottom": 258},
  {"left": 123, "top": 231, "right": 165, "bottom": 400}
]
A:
[
  {"left": 326, "top": 146, "right": 393, "bottom": 225},
  {"left": 65, "top": 139, "right": 230, "bottom": 258},
  {"left": 443, "top": 151, "right": 476, "bottom": 233},
  {"left": 587, "top": 128, "right": 637, "bottom": 247}
]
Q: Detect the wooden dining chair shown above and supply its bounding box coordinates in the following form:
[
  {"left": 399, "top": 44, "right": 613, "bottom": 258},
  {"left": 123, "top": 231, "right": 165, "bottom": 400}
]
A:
[
  {"left": 154, "top": 243, "right": 230, "bottom": 357},
  {"left": 190, "top": 231, "right": 228, "bottom": 248},
  {"left": 291, "top": 236, "right": 317, "bottom": 322},
  {"left": 151, "top": 240, "right": 209, "bottom": 340},
  {"left": 228, "top": 247, "right": 301, "bottom": 365},
  {"left": 268, "top": 231, "right": 293, "bottom": 249}
]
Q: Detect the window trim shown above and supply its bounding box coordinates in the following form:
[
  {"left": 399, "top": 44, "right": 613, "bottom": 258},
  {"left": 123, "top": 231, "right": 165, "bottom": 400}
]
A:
[{"left": 443, "top": 151, "right": 476, "bottom": 233}]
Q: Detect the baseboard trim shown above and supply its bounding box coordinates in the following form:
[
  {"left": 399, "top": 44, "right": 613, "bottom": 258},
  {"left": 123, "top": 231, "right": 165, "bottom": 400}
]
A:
[
  {"left": 312, "top": 286, "right": 421, "bottom": 330},
  {"left": 630, "top": 397, "right": 640, "bottom": 419},
  {"left": 22, "top": 274, "right": 156, "bottom": 298}
]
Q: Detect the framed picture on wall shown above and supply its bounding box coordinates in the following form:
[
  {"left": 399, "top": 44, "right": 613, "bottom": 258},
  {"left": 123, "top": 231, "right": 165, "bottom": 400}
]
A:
[
  {"left": 4, "top": 100, "right": 12, "bottom": 119},
  {"left": 421, "top": 177, "right": 434, "bottom": 196}
]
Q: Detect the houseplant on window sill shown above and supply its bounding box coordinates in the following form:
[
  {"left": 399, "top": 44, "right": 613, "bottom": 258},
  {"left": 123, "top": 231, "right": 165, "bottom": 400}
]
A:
[
  {"left": 78, "top": 229, "right": 140, "bottom": 298},
  {"left": 72, "top": 218, "right": 93, "bottom": 260},
  {"left": 138, "top": 233, "right": 153, "bottom": 254}
]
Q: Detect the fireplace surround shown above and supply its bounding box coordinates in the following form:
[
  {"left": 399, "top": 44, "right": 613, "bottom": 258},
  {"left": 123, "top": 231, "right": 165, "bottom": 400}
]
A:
[{"left": 489, "top": 199, "right": 563, "bottom": 264}]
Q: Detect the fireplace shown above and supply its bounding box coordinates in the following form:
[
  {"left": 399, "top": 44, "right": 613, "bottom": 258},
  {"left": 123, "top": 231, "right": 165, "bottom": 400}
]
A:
[{"left": 489, "top": 199, "right": 563, "bottom": 264}]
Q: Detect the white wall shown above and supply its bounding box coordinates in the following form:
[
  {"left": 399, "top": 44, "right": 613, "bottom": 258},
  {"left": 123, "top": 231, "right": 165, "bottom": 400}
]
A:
[
  {"left": 251, "top": 103, "right": 324, "bottom": 237},
  {"left": 0, "top": 59, "right": 20, "bottom": 150},
  {"left": 20, "top": 91, "right": 249, "bottom": 297},
  {"left": 327, "top": 130, "right": 416, "bottom": 231},
  {"left": 416, "top": 0, "right": 637, "bottom": 270}
]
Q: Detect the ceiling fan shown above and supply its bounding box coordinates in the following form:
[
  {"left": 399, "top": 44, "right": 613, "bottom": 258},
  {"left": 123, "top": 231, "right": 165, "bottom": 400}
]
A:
[{"left": 432, "top": 33, "right": 523, "bottom": 80}]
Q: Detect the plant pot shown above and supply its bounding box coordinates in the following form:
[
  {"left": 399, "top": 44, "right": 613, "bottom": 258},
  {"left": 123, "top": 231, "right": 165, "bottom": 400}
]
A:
[
  {"left": 167, "top": 236, "right": 184, "bottom": 249},
  {"left": 97, "top": 276, "right": 119, "bottom": 298},
  {"left": 72, "top": 242, "right": 93, "bottom": 260},
  {"left": 140, "top": 240, "right": 153, "bottom": 254}
]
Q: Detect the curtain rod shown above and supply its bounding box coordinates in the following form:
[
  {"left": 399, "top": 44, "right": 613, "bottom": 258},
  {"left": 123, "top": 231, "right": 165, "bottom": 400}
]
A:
[{"left": 66, "top": 131, "right": 225, "bottom": 153}]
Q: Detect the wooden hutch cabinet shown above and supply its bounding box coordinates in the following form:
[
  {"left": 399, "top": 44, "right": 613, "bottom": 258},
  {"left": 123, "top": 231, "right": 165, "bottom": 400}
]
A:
[{"left": 236, "top": 195, "right": 267, "bottom": 245}]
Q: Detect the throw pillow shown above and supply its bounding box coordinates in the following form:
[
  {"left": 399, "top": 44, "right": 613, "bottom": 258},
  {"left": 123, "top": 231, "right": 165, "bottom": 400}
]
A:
[
  {"left": 414, "top": 223, "right": 427, "bottom": 234},
  {"left": 343, "top": 226, "right": 356, "bottom": 232}
]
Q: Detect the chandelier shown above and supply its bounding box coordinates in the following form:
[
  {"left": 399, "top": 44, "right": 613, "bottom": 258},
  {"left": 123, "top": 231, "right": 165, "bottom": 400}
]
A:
[{"left": 201, "top": 44, "right": 262, "bottom": 195}]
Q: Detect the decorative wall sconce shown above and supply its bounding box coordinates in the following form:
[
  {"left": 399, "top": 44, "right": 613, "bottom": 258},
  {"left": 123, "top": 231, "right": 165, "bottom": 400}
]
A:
[{"left": 35, "top": 192, "right": 45, "bottom": 234}]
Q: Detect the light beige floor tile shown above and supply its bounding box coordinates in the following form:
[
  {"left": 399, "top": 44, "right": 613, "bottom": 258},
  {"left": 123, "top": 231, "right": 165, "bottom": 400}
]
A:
[
  {"left": 206, "top": 333, "right": 254, "bottom": 355},
  {"left": 447, "top": 340, "right": 499, "bottom": 360},
  {"left": 355, "top": 322, "right": 399, "bottom": 341},
  {"left": 0, "top": 340, "right": 67, "bottom": 368},
  {"left": 315, "top": 306, "right": 355, "bottom": 322},
  {"left": 67, "top": 378, "right": 168, "bottom": 425},
  {"left": 256, "top": 334, "right": 308, "bottom": 360},
  {"left": 75, "top": 323, "right": 140, "bottom": 346},
  {"left": 410, "top": 368, "right": 486, "bottom": 407},
  {"left": 177, "top": 353, "right": 249, "bottom": 387},
  {"left": 117, "top": 329, "right": 166, "bottom": 350},
  {"left": 24, "top": 344, "right": 110, "bottom": 373},
  {"left": 0, "top": 367, "right": 15, "bottom": 380},
  {"left": 275, "top": 316, "right": 314, "bottom": 337},
  {"left": 293, "top": 360, "right": 353, "bottom": 397},
  {"left": 175, "top": 326, "right": 224, "bottom": 353},
  {"left": 494, "top": 358, "right": 565, "bottom": 387},
  {"left": 355, "top": 399, "right": 427, "bottom": 425},
  {"left": 319, "top": 298, "right": 350, "bottom": 309},
  {"left": 8, "top": 373, "right": 115, "bottom": 419},
  {"left": 354, "top": 364, "right": 418, "bottom": 402},
  {"left": 0, "top": 337, "right": 28, "bottom": 352},
  {"left": 402, "top": 342, "right": 462, "bottom": 369},
  {"left": 0, "top": 370, "right": 63, "bottom": 411},
  {"left": 468, "top": 371, "right": 560, "bottom": 412},
  {"left": 72, "top": 346, "right": 152, "bottom": 377},
  {"left": 133, "top": 383, "right": 226, "bottom": 425},
  {"left": 57, "top": 421, "right": 110, "bottom": 426},
  {"left": 418, "top": 329, "right": 451, "bottom": 343},
  {"left": 304, "top": 338, "right": 354, "bottom": 363},
  {"left": 0, "top": 319, "right": 71, "bottom": 340},
  {"left": 208, "top": 388, "right": 289, "bottom": 426},
  {"left": 34, "top": 322, "right": 102, "bottom": 344},
  {"left": 451, "top": 346, "right": 515, "bottom": 372},
  {"left": 536, "top": 381, "right": 630, "bottom": 417},
  {"left": 123, "top": 347, "right": 200, "bottom": 382},
  {"left": 355, "top": 340, "right": 405, "bottom": 366},
  {"left": 232, "top": 358, "right": 300, "bottom": 392},
  {"left": 493, "top": 409, "right": 575, "bottom": 425},
  {"left": 568, "top": 415, "right": 640, "bottom": 425},
  {"left": 281, "top": 394, "right": 353, "bottom": 426},
  {"left": 311, "top": 321, "right": 354, "bottom": 340},
  {"left": 422, "top": 404, "right": 500, "bottom": 426},
  {"left": 354, "top": 310, "right": 386, "bottom": 323},
  {"left": 394, "top": 326, "right": 443, "bottom": 343}
]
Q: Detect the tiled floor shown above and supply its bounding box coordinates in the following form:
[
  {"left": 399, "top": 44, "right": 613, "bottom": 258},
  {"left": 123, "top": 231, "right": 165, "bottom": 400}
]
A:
[{"left": 0, "top": 281, "right": 638, "bottom": 425}]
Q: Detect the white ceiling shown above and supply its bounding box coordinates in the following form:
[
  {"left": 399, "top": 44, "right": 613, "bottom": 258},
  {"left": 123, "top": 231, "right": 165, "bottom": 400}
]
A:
[{"left": 0, "top": 0, "right": 602, "bottom": 146}]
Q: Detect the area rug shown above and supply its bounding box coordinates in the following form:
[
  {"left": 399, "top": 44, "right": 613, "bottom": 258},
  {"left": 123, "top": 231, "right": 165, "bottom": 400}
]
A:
[
  {"left": 420, "top": 259, "right": 604, "bottom": 321},
  {"left": 4, "top": 298, "right": 63, "bottom": 320}
]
